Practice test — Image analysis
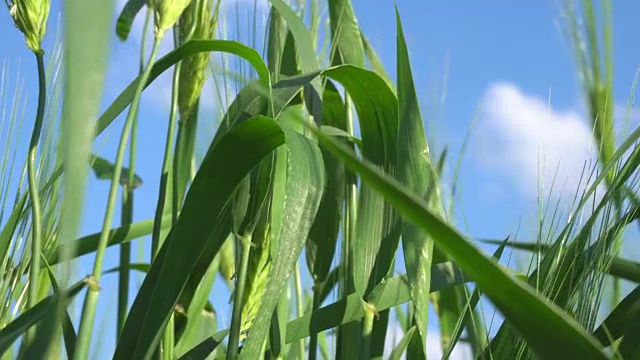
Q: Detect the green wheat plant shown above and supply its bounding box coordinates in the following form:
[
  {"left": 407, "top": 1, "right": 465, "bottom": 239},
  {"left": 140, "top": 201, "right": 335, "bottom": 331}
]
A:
[{"left": 0, "top": 0, "right": 639, "bottom": 359}]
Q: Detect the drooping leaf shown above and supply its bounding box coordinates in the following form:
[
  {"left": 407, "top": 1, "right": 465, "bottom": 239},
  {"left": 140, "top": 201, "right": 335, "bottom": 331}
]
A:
[
  {"left": 96, "top": 40, "right": 272, "bottom": 139},
  {"left": 115, "top": 0, "right": 147, "bottom": 41}
]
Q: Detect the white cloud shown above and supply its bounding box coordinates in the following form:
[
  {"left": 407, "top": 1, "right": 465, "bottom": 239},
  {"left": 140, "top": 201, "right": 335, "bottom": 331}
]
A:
[
  {"left": 384, "top": 323, "right": 472, "bottom": 360},
  {"left": 474, "top": 82, "right": 601, "bottom": 200}
]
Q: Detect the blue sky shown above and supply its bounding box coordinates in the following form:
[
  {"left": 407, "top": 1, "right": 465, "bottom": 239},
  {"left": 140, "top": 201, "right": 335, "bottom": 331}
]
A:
[{"left": 2, "top": 0, "right": 640, "bottom": 358}]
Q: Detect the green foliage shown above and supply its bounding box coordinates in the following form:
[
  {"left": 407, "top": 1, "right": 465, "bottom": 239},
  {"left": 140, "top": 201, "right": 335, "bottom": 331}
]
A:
[{"left": 2, "top": 0, "right": 639, "bottom": 359}]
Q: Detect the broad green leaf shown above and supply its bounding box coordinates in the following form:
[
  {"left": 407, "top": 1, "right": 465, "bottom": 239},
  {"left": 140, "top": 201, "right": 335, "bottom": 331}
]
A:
[
  {"left": 213, "top": 65, "right": 401, "bottom": 297},
  {"left": 324, "top": 65, "right": 400, "bottom": 298},
  {"left": 593, "top": 284, "right": 640, "bottom": 346},
  {"left": 306, "top": 81, "right": 346, "bottom": 286},
  {"left": 267, "top": 0, "right": 322, "bottom": 119},
  {"left": 90, "top": 154, "right": 143, "bottom": 189},
  {"left": 240, "top": 125, "right": 325, "bottom": 359},
  {"left": 395, "top": 7, "right": 438, "bottom": 359},
  {"left": 113, "top": 117, "right": 285, "bottom": 360},
  {"left": 209, "top": 81, "right": 268, "bottom": 150},
  {"left": 617, "top": 310, "right": 640, "bottom": 359},
  {"left": 267, "top": 5, "right": 287, "bottom": 79},
  {"left": 115, "top": 0, "right": 147, "bottom": 41},
  {"left": 267, "top": 0, "right": 320, "bottom": 76},
  {"left": 311, "top": 122, "right": 608, "bottom": 359},
  {"left": 0, "top": 278, "right": 87, "bottom": 356},
  {"left": 266, "top": 6, "right": 299, "bottom": 81},
  {"left": 327, "top": 0, "right": 365, "bottom": 67}
]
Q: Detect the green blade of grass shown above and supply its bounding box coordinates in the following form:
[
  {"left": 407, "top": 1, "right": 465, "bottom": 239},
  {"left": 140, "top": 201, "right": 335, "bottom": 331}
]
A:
[
  {"left": 46, "top": 217, "right": 171, "bottom": 266},
  {"left": 323, "top": 2, "right": 366, "bottom": 354},
  {"left": 96, "top": 39, "right": 271, "bottom": 139},
  {"left": 395, "top": 7, "right": 438, "bottom": 359},
  {"left": 267, "top": 0, "right": 320, "bottom": 77},
  {"left": 177, "top": 337, "right": 221, "bottom": 360},
  {"left": 174, "top": 256, "right": 220, "bottom": 356},
  {"left": 283, "top": 261, "right": 466, "bottom": 344},
  {"left": 113, "top": 116, "right": 285, "bottom": 360},
  {"left": 0, "top": 278, "right": 87, "bottom": 356},
  {"left": 593, "top": 284, "right": 640, "bottom": 347},
  {"left": 305, "top": 80, "right": 347, "bottom": 359},
  {"left": 387, "top": 326, "right": 417, "bottom": 360},
  {"left": 0, "top": 194, "right": 27, "bottom": 268},
  {"left": 269, "top": 292, "right": 288, "bottom": 358},
  {"left": 266, "top": 0, "right": 322, "bottom": 121},
  {"left": 310, "top": 119, "right": 608, "bottom": 359},
  {"left": 360, "top": 32, "right": 394, "bottom": 93},
  {"left": 442, "top": 238, "right": 509, "bottom": 360},
  {"left": 306, "top": 81, "right": 346, "bottom": 287},
  {"left": 327, "top": 0, "right": 365, "bottom": 67},
  {"left": 188, "top": 263, "right": 465, "bottom": 352},
  {"left": 324, "top": 65, "right": 400, "bottom": 297},
  {"left": 175, "top": 307, "right": 219, "bottom": 359},
  {"left": 103, "top": 263, "right": 151, "bottom": 275},
  {"left": 239, "top": 124, "right": 325, "bottom": 359},
  {"left": 266, "top": 5, "right": 287, "bottom": 80}
]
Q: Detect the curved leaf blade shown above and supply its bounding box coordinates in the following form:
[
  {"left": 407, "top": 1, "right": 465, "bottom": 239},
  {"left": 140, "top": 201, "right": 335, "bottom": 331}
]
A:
[{"left": 113, "top": 117, "right": 285, "bottom": 360}]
